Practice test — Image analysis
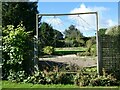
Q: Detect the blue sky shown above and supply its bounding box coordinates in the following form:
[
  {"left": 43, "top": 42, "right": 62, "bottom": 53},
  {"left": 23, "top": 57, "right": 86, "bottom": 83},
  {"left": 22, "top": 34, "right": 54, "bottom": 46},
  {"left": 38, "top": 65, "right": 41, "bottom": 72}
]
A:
[{"left": 38, "top": 2, "right": 118, "bottom": 36}]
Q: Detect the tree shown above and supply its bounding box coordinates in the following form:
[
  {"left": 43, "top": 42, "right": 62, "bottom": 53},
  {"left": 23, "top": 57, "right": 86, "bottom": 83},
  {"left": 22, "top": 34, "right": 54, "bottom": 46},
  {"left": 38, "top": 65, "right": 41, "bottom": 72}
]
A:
[
  {"left": 105, "top": 25, "right": 120, "bottom": 36},
  {"left": 105, "top": 25, "right": 120, "bottom": 52},
  {"left": 64, "top": 25, "right": 83, "bottom": 39},
  {"left": 54, "top": 29, "right": 63, "bottom": 40},
  {"left": 64, "top": 25, "right": 84, "bottom": 47},
  {"left": 38, "top": 22, "right": 65, "bottom": 50},
  {"left": 2, "top": 1, "right": 38, "bottom": 35},
  {"left": 53, "top": 29, "right": 64, "bottom": 47},
  {"left": 98, "top": 28, "right": 107, "bottom": 36},
  {"left": 39, "top": 22, "right": 55, "bottom": 47}
]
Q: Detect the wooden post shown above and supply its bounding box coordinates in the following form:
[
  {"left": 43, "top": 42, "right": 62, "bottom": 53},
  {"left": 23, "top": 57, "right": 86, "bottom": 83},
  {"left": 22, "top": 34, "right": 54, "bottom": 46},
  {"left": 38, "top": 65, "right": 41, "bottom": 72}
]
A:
[
  {"left": 96, "top": 12, "right": 102, "bottom": 76},
  {"left": 34, "top": 14, "right": 39, "bottom": 72}
]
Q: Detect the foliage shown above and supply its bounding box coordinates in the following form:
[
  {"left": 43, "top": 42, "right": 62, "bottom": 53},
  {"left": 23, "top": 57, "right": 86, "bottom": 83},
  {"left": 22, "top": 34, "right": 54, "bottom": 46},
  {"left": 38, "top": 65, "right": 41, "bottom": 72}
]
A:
[
  {"left": 54, "top": 29, "right": 64, "bottom": 40},
  {"left": 90, "top": 75, "right": 119, "bottom": 86},
  {"left": 76, "top": 52, "right": 91, "bottom": 56},
  {"left": 90, "top": 44, "right": 97, "bottom": 56},
  {"left": 2, "top": 2, "right": 38, "bottom": 35},
  {"left": 24, "top": 71, "right": 74, "bottom": 84},
  {"left": 105, "top": 25, "right": 120, "bottom": 36},
  {"left": 104, "top": 25, "right": 120, "bottom": 75},
  {"left": 38, "top": 22, "right": 64, "bottom": 48},
  {"left": 80, "top": 37, "right": 96, "bottom": 56},
  {"left": 74, "top": 67, "right": 119, "bottom": 86},
  {"left": 74, "top": 68, "right": 97, "bottom": 86},
  {"left": 86, "top": 37, "right": 96, "bottom": 52},
  {"left": 52, "top": 30, "right": 64, "bottom": 47},
  {"left": 43, "top": 46, "right": 54, "bottom": 55},
  {"left": 98, "top": 28, "right": 107, "bottom": 36},
  {"left": 2, "top": 24, "right": 34, "bottom": 79},
  {"left": 105, "top": 25, "right": 120, "bottom": 56},
  {"left": 64, "top": 25, "right": 84, "bottom": 47},
  {"left": 3, "top": 65, "right": 120, "bottom": 86},
  {"left": 39, "top": 22, "right": 55, "bottom": 47},
  {"left": 76, "top": 44, "right": 96, "bottom": 56},
  {"left": 64, "top": 25, "right": 83, "bottom": 39},
  {"left": 7, "top": 70, "right": 27, "bottom": 83}
]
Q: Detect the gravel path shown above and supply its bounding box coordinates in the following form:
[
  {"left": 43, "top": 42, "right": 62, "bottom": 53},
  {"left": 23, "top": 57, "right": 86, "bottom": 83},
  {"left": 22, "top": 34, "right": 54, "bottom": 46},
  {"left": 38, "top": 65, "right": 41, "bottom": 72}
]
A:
[{"left": 39, "top": 54, "right": 97, "bottom": 67}]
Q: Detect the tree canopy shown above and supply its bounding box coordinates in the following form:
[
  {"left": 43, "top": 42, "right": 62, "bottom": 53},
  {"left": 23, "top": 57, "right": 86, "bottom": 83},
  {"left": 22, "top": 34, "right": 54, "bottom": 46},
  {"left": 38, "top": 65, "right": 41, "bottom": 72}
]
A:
[
  {"left": 2, "top": 2, "right": 38, "bottom": 35},
  {"left": 98, "top": 28, "right": 107, "bottom": 36},
  {"left": 64, "top": 25, "right": 83, "bottom": 40},
  {"left": 39, "top": 22, "right": 55, "bottom": 47},
  {"left": 105, "top": 25, "right": 120, "bottom": 36},
  {"left": 64, "top": 25, "right": 84, "bottom": 47},
  {"left": 39, "top": 22, "right": 64, "bottom": 48}
]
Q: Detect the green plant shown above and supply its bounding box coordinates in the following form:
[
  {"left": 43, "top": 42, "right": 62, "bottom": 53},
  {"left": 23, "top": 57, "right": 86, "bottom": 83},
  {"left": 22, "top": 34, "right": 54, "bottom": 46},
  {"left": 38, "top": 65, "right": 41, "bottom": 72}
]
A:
[
  {"left": 90, "top": 44, "right": 97, "bottom": 56},
  {"left": 74, "top": 67, "right": 119, "bottom": 86},
  {"left": 24, "top": 71, "right": 74, "bottom": 84},
  {"left": 43, "top": 46, "right": 54, "bottom": 55},
  {"left": 7, "top": 70, "right": 27, "bottom": 82},
  {"left": 105, "top": 25, "right": 120, "bottom": 36},
  {"left": 2, "top": 23, "right": 34, "bottom": 80},
  {"left": 76, "top": 52, "right": 91, "bottom": 56},
  {"left": 74, "top": 68, "right": 97, "bottom": 86},
  {"left": 90, "top": 75, "right": 119, "bottom": 86}
]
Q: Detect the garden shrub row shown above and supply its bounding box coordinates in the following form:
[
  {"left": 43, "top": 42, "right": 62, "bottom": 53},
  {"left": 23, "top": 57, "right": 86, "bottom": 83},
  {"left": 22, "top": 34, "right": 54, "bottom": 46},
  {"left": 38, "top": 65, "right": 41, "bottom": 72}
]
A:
[{"left": 7, "top": 67, "right": 120, "bottom": 86}]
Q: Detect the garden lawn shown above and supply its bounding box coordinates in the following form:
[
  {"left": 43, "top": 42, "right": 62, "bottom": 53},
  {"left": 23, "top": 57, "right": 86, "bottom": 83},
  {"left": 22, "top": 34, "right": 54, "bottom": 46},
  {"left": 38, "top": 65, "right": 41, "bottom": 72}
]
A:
[
  {"left": 54, "top": 47, "right": 87, "bottom": 55},
  {"left": 2, "top": 81, "right": 119, "bottom": 89},
  {"left": 2, "top": 81, "right": 79, "bottom": 88}
]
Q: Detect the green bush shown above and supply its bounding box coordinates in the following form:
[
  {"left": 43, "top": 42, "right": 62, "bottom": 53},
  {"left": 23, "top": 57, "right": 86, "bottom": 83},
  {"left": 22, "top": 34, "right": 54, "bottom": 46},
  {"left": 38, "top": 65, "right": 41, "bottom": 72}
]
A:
[
  {"left": 76, "top": 52, "right": 91, "bottom": 56},
  {"left": 43, "top": 46, "right": 54, "bottom": 55},
  {"left": 76, "top": 44, "right": 96, "bottom": 56},
  {"left": 24, "top": 71, "right": 74, "bottom": 84},
  {"left": 74, "top": 68, "right": 97, "bottom": 86},
  {"left": 4, "top": 61, "right": 119, "bottom": 86},
  {"left": 7, "top": 70, "right": 27, "bottom": 82},
  {"left": 2, "top": 24, "right": 34, "bottom": 80},
  {"left": 105, "top": 25, "right": 120, "bottom": 36},
  {"left": 74, "top": 68, "right": 119, "bottom": 86},
  {"left": 90, "top": 44, "right": 97, "bottom": 56},
  {"left": 90, "top": 75, "right": 119, "bottom": 86}
]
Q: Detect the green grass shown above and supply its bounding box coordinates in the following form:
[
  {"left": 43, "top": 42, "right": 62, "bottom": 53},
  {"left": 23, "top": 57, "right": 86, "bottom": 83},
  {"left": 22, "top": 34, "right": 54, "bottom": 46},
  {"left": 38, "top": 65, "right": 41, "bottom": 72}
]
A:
[
  {"left": 2, "top": 81, "right": 119, "bottom": 89},
  {"left": 2, "top": 81, "right": 79, "bottom": 88},
  {"left": 54, "top": 47, "right": 87, "bottom": 55},
  {"left": 55, "top": 47, "right": 87, "bottom": 51}
]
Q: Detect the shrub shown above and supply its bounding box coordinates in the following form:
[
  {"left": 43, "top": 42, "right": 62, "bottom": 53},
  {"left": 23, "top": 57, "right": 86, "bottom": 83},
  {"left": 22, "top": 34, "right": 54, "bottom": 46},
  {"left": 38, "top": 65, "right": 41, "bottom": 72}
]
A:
[
  {"left": 2, "top": 24, "right": 34, "bottom": 80},
  {"left": 76, "top": 44, "right": 96, "bottom": 56},
  {"left": 90, "top": 44, "right": 97, "bottom": 56},
  {"left": 74, "top": 68, "right": 97, "bottom": 86},
  {"left": 43, "top": 46, "right": 54, "bottom": 55},
  {"left": 24, "top": 71, "right": 74, "bottom": 84},
  {"left": 90, "top": 75, "right": 119, "bottom": 86},
  {"left": 105, "top": 25, "right": 120, "bottom": 36},
  {"left": 7, "top": 70, "right": 27, "bottom": 82},
  {"left": 76, "top": 52, "right": 91, "bottom": 56},
  {"left": 74, "top": 67, "right": 119, "bottom": 86}
]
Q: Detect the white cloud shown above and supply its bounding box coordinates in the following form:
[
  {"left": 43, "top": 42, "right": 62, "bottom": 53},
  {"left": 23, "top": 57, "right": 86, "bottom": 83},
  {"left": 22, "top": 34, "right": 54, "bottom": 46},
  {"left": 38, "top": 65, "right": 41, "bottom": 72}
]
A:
[
  {"left": 69, "top": 3, "right": 117, "bottom": 36},
  {"left": 29, "top": 0, "right": 37, "bottom": 2},
  {"left": 44, "top": 17, "right": 62, "bottom": 25},
  {"left": 41, "top": 3, "right": 117, "bottom": 36},
  {"left": 106, "top": 19, "right": 117, "bottom": 27},
  {"left": 43, "top": 17, "right": 64, "bottom": 31}
]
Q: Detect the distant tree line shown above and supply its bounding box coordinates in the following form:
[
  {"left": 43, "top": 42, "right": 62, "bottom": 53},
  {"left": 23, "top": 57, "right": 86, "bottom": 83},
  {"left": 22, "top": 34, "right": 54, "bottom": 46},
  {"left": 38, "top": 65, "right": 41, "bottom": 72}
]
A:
[{"left": 38, "top": 22, "right": 96, "bottom": 48}]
